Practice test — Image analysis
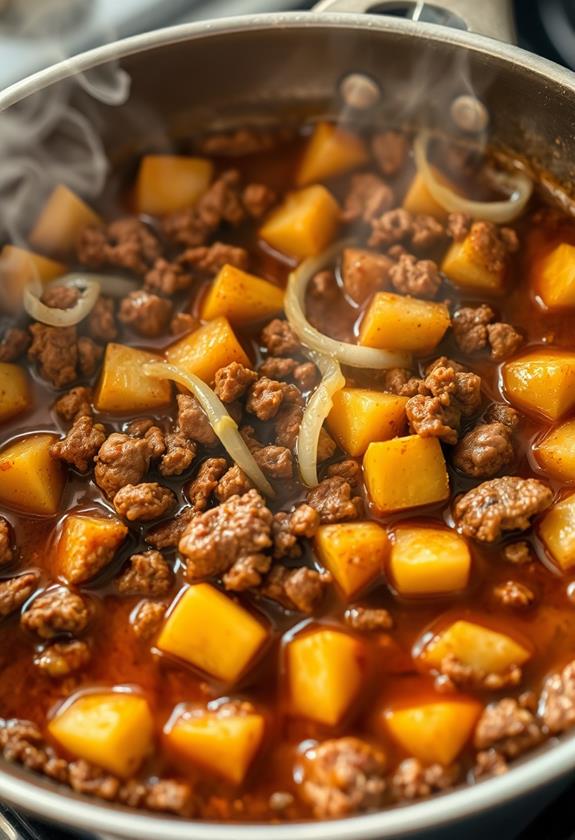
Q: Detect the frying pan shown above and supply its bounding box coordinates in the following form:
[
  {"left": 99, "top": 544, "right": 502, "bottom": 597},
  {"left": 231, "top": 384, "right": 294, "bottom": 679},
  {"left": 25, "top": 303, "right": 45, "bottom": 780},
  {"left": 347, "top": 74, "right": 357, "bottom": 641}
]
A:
[{"left": 1, "top": 0, "right": 575, "bottom": 836}]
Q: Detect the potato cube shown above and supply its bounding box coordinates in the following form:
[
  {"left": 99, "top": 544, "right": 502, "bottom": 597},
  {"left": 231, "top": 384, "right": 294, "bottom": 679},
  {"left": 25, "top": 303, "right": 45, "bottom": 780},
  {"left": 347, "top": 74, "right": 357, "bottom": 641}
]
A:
[
  {"left": 389, "top": 525, "right": 471, "bottom": 596},
  {"left": 420, "top": 619, "right": 531, "bottom": 675},
  {"left": 0, "top": 245, "right": 65, "bottom": 313},
  {"left": 48, "top": 691, "right": 154, "bottom": 777},
  {"left": 327, "top": 388, "right": 407, "bottom": 457},
  {"left": 341, "top": 248, "right": 393, "bottom": 305},
  {"left": 287, "top": 627, "right": 364, "bottom": 725},
  {"left": 0, "top": 364, "right": 31, "bottom": 423},
  {"left": 0, "top": 434, "right": 64, "bottom": 515},
  {"left": 201, "top": 264, "right": 284, "bottom": 325},
  {"left": 384, "top": 699, "right": 481, "bottom": 765},
  {"left": 442, "top": 235, "right": 505, "bottom": 293},
  {"left": 364, "top": 436, "right": 449, "bottom": 513},
  {"left": 165, "top": 706, "right": 265, "bottom": 784},
  {"left": 540, "top": 494, "right": 575, "bottom": 571},
  {"left": 359, "top": 292, "right": 450, "bottom": 353},
  {"left": 536, "top": 243, "right": 575, "bottom": 309},
  {"left": 56, "top": 513, "right": 128, "bottom": 584},
  {"left": 296, "top": 121, "right": 369, "bottom": 187},
  {"left": 402, "top": 171, "right": 449, "bottom": 220},
  {"left": 536, "top": 419, "right": 575, "bottom": 481},
  {"left": 157, "top": 584, "right": 268, "bottom": 684},
  {"left": 315, "top": 522, "right": 388, "bottom": 597},
  {"left": 259, "top": 185, "right": 340, "bottom": 261},
  {"left": 165, "top": 316, "right": 251, "bottom": 385},
  {"left": 29, "top": 185, "right": 101, "bottom": 256},
  {"left": 503, "top": 350, "right": 575, "bottom": 421},
  {"left": 135, "top": 155, "right": 214, "bottom": 216},
  {"left": 94, "top": 344, "right": 171, "bottom": 413}
]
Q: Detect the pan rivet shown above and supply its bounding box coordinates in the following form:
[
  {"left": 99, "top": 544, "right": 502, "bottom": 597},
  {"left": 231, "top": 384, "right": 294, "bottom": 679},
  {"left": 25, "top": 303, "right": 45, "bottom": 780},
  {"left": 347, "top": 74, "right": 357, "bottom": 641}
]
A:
[
  {"left": 450, "top": 94, "right": 489, "bottom": 133},
  {"left": 340, "top": 73, "right": 381, "bottom": 110}
]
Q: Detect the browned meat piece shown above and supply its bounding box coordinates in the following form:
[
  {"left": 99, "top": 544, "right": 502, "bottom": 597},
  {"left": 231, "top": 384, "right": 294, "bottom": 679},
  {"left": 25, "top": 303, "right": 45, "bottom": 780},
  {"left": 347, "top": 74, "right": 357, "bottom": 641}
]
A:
[
  {"left": 341, "top": 248, "right": 393, "bottom": 304},
  {"left": 94, "top": 432, "right": 155, "bottom": 498},
  {"left": 77, "top": 337, "right": 102, "bottom": 379},
  {"left": 179, "top": 489, "right": 273, "bottom": 581},
  {"left": 474, "top": 749, "right": 508, "bottom": 778},
  {"left": 68, "top": 759, "right": 120, "bottom": 800},
  {"left": 390, "top": 759, "right": 458, "bottom": 801},
  {"left": 186, "top": 458, "right": 228, "bottom": 511},
  {"left": 272, "top": 504, "right": 320, "bottom": 559},
  {"left": 139, "top": 779, "right": 193, "bottom": 816},
  {"left": 258, "top": 357, "right": 298, "bottom": 380},
  {"left": 215, "top": 465, "right": 254, "bottom": 502},
  {"left": 126, "top": 419, "right": 165, "bottom": 454},
  {"left": 247, "top": 377, "right": 301, "bottom": 421},
  {"left": 406, "top": 394, "right": 461, "bottom": 444},
  {"left": 290, "top": 503, "right": 321, "bottom": 538},
  {"left": 453, "top": 476, "right": 552, "bottom": 542},
  {"left": 214, "top": 362, "right": 257, "bottom": 403},
  {"left": 389, "top": 254, "right": 441, "bottom": 298},
  {"left": 493, "top": 579, "right": 536, "bottom": 609},
  {"left": 159, "top": 431, "right": 196, "bottom": 477},
  {"left": 242, "top": 183, "right": 276, "bottom": 219},
  {"left": 452, "top": 422, "right": 514, "bottom": 478},
  {"left": 41, "top": 284, "right": 80, "bottom": 309},
  {"left": 53, "top": 386, "right": 93, "bottom": 422},
  {"left": 342, "top": 173, "right": 394, "bottom": 224},
  {"left": 540, "top": 660, "right": 575, "bottom": 733},
  {"left": 369, "top": 208, "right": 444, "bottom": 250},
  {"left": 0, "top": 327, "right": 30, "bottom": 362},
  {"left": 381, "top": 367, "right": 423, "bottom": 397},
  {"left": 253, "top": 445, "right": 293, "bottom": 480},
  {"left": 223, "top": 553, "right": 271, "bottom": 591},
  {"left": 118, "top": 290, "right": 173, "bottom": 337},
  {"left": 34, "top": 639, "right": 91, "bottom": 678},
  {"left": 77, "top": 218, "right": 160, "bottom": 275},
  {"left": 113, "top": 483, "right": 176, "bottom": 522},
  {"left": 293, "top": 361, "right": 319, "bottom": 391},
  {"left": 179, "top": 241, "right": 249, "bottom": 274},
  {"left": 146, "top": 508, "right": 196, "bottom": 550},
  {"left": 487, "top": 322, "right": 523, "bottom": 360},
  {"left": 261, "top": 565, "right": 328, "bottom": 613},
  {"left": 87, "top": 296, "right": 117, "bottom": 342},
  {"left": 131, "top": 599, "right": 166, "bottom": 640},
  {"left": 468, "top": 220, "right": 518, "bottom": 273},
  {"left": 0, "top": 719, "right": 68, "bottom": 781},
  {"left": 446, "top": 212, "right": 471, "bottom": 241},
  {"left": 502, "top": 541, "right": 533, "bottom": 565},
  {"left": 176, "top": 393, "right": 217, "bottom": 446},
  {"left": 21, "top": 586, "right": 91, "bottom": 638},
  {"left": 424, "top": 358, "right": 482, "bottom": 416},
  {"left": 197, "top": 126, "right": 293, "bottom": 156},
  {"left": 116, "top": 550, "right": 173, "bottom": 596},
  {"left": 407, "top": 358, "right": 482, "bottom": 444},
  {"left": 326, "top": 459, "right": 362, "bottom": 491},
  {"left": 260, "top": 319, "right": 301, "bottom": 357},
  {"left": 474, "top": 698, "right": 542, "bottom": 758},
  {"left": 452, "top": 305, "right": 493, "bottom": 354},
  {"left": 0, "top": 573, "right": 39, "bottom": 618},
  {"left": 344, "top": 606, "right": 393, "bottom": 631},
  {"left": 371, "top": 130, "right": 409, "bottom": 177},
  {"left": 274, "top": 403, "right": 303, "bottom": 450},
  {"left": 301, "top": 737, "right": 386, "bottom": 819},
  {"left": 170, "top": 312, "right": 198, "bottom": 336},
  {"left": 437, "top": 653, "right": 522, "bottom": 691},
  {"left": 50, "top": 416, "right": 106, "bottom": 473},
  {"left": 28, "top": 324, "right": 78, "bottom": 388},
  {"left": 0, "top": 518, "right": 13, "bottom": 566},
  {"left": 307, "top": 477, "right": 363, "bottom": 524},
  {"left": 485, "top": 402, "right": 519, "bottom": 429},
  {"left": 144, "top": 258, "right": 193, "bottom": 296}
]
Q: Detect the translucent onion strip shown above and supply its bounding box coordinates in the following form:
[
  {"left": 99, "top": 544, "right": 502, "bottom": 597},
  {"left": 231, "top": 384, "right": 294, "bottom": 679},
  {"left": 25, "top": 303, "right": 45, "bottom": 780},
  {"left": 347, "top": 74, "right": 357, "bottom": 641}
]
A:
[
  {"left": 23, "top": 275, "right": 100, "bottom": 327},
  {"left": 297, "top": 350, "right": 345, "bottom": 488},
  {"left": 143, "top": 362, "right": 274, "bottom": 498},
  {"left": 285, "top": 241, "right": 412, "bottom": 370},
  {"left": 414, "top": 132, "right": 533, "bottom": 223}
]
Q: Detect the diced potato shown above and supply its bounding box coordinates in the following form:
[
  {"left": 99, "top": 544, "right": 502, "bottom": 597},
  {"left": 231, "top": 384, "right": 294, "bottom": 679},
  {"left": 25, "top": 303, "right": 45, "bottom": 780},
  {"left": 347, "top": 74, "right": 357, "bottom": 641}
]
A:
[
  {"left": 359, "top": 292, "right": 450, "bottom": 353},
  {"left": 165, "top": 706, "right": 265, "bottom": 784},
  {"left": 389, "top": 525, "right": 471, "bottom": 596},
  {"left": 287, "top": 627, "right": 364, "bottom": 725},
  {"left": 364, "top": 436, "right": 449, "bottom": 513},
  {"left": 420, "top": 619, "right": 531, "bottom": 675},
  {"left": 94, "top": 344, "right": 171, "bottom": 413},
  {"left": 296, "top": 121, "right": 369, "bottom": 187},
  {"left": 540, "top": 493, "right": 575, "bottom": 571},
  {"left": 442, "top": 234, "right": 505, "bottom": 293},
  {"left": 536, "top": 242, "right": 575, "bottom": 309},
  {"left": 48, "top": 691, "right": 154, "bottom": 777},
  {"left": 0, "top": 434, "right": 64, "bottom": 515},
  {"left": 341, "top": 248, "right": 393, "bottom": 304},
  {"left": 402, "top": 171, "right": 449, "bottom": 220},
  {"left": 327, "top": 388, "right": 407, "bottom": 457},
  {"left": 536, "top": 419, "right": 575, "bottom": 481},
  {"left": 157, "top": 584, "right": 268, "bottom": 684},
  {"left": 201, "top": 264, "right": 284, "bottom": 325},
  {"left": 135, "top": 155, "right": 214, "bottom": 216},
  {"left": 29, "top": 185, "right": 101, "bottom": 256},
  {"left": 503, "top": 350, "right": 575, "bottom": 421},
  {"left": 0, "top": 245, "right": 66, "bottom": 313},
  {"left": 0, "top": 364, "right": 31, "bottom": 423},
  {"left": 384, "top": 699, "right": 481, "bottom": 765},
  {"left": 165, "top": 316, "right": 251, "bottom": 385},
  {"left": 259, "top": 185, "right": 340, "bottom": 261},
  {"left": 56, "top": 513, "right": 128, "bottom": 584},
  {"left": 315, "top": 522, "right": 388, "bottom": 597}
]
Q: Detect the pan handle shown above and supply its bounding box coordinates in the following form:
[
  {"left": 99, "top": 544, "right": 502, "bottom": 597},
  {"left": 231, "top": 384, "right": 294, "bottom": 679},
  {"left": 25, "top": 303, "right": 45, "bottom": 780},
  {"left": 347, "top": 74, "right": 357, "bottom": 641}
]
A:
[{"left": 313, "top": 0, "right": 516, "bottom": 44}]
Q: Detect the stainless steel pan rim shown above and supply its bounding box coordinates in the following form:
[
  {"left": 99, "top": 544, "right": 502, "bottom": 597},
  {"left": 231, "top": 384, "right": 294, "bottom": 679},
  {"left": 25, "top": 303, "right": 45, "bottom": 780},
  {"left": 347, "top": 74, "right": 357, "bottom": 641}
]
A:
[{"left": 0, "top": 11, "right": 575, "bottom": 838}]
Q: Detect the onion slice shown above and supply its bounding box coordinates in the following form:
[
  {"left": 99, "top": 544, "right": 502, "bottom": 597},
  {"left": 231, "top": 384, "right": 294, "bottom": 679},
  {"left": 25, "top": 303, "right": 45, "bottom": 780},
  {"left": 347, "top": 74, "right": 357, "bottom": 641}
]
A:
[
  {"left": 23, "top": 275, "right": 100, "bottom": 327},
  {"left": 143, "top": 362, "right": 274, "bottom": 498},
  {"left": 285, "top": 242, "right": 412, "bottom": 370},
  {"left": 297, "top": 350, "right": 345, "bottom": 488},
  {"left": 413, "top": 132, "right": 533, "bottom": 223}
]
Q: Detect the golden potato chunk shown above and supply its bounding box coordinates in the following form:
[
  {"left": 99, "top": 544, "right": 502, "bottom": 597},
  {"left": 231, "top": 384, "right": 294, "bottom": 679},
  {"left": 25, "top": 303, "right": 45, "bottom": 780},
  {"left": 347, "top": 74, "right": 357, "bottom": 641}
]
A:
[
  {"left": 287, "top": 627, "right": 364, "bottom": 725},
  {"left": 259, "top": 185, "right": 340, "bottom": 260},
  {"left": 540, "top": 493, "right": 575, "bottom": 571},
  {"left": 94, "top": 344, "right": 171, "bottom": 413},
  {"left": 57, "top": 513, "right": 128, "bottom": 584},
  {"left": 536, "top": 419, "right": 575, "bottom": 481},
  {"left": 389, "top": 525, "right": 471, "bottom": 596},
  {"left": 296, "top": 121, "right": 369, "bottom": 186},
  {"left": 327, "top": 388, "right": 407, "bottom": 457},
  {"left": 157, "top": 584, "right": 268, "bottom": 683},
  {"left": 315, "top": 522, "right": 388, "bottom": 597},
  {"left": 536, "top": 242, "right": 575, "bottom": 309},
  {"left": 442, "top": 234, "right": 505, "bottom": 293},
  {"left": 29, "top": 185, "right": 101, "bottom": 256},
  {"left": 201, "top": 264, "right": 284, "bottom": 325},
  {"left": 420, "top": 619, "right": 531, "bottom": 676},
  {"left": 364, "top": 436, "right": 449, "bottom": 513},
  {"left": 135, "top": 155, "right": 214, "bottom": 215},
  {"left": 48, "top": 690, "right": 154, "bottom": 777},
  {"left": 402, "top": 171, "right": 449, "bottom": 220},
  {"left": 0, "top": 434, "right": 64, "bottom": 515},
  {"left": 0, "top": 245, "right": 65, "bottom": 313},
  {"left": 0, "top": 364, "right": 31, "bottom": 423},
  {"left": 503, "top": 350, "right": 575, "bottom": 421},
  {"left": 384, "top": 699, "right": 481, "bottom": 765},
  {"left": 165, "top": 316, "right": 251, "bottom": 385},
  {"left": 359, "top": 292, "right": 450, "bottom": 353}
]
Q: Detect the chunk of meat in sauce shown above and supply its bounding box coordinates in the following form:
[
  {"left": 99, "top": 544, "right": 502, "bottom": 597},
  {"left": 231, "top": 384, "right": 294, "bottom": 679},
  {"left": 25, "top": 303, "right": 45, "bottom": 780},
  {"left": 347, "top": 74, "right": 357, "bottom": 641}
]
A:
[
  {"left": 131, "top": 599, "right": 167, "bottom": 640},
  {"left": 53, "top": 386, "right": 93, "bottom": 422},
  {"left": 0, "top": 573, "right": 39, "bottom": 618},
  {"left": 260, "top": 319, "right": 301, "bottom": 357},
  {"left": 94, "top": 433, "right": 156, "bottom": 499},
  {"left": 272, "top": 504, "right": 319, "bottom": 559},
  {"left": 77, "top": 218, "right": 160, "bottom": 275},
  {"left": 146, "top": 509, "right": 195, "bottom": 551},
  {"left": 369, "top": 209, "right": 445, "bottom": 250},
  {"left": 215, "top": 465, "right": 254, "bottom": 503},
  {"left": 473, "top": 697, "right": 542, "bottom": 758},
  {"left": 34, "top": 639, "right": 91, "bottom": 678},
  {"left": 307, "top": 477, "right": 363, "bottom": 524},
  {"left": 435, "top": 652, "right": 523, "bottom": 691},
  {"left": 341, "top": 249, "right": 392, "bottom": 305},
  {"left": 214, "top": 362, "right": 257, "bottom": 403},
  {"left": 119, "top": 291, "right": 173, "bottom": 338},
  {"left": 159, "top": 431, "right": 196, "bottom": 478},
  {"left": 452, "top": 422, "right": 514, "bottom": 478},
  {"left": 389, "top": 254, "right": 441, "bottom": 299},
  {"left": 144, "top": 259, "right": 193, "bottom": 296},
  {"left": 493, "top": 579, "right": 536, "bottom": 610},
  {"left": 179, "top": 242, "right": 249, "bottom": 275},
  {"left": 390, "top": 759, "right": 459, "bottom": 802},
  {"left": 540, "top": 660, "right": 575, "bottom": 734},
  {"left": 0, "top": 518, "right": 14, "bottom": 567},
  {"left": 0, "top": 327, "right": 30, "bottom": 362},
  {"left": 21, "top": 586, "right": 91, "bottom": 638},
  {"left": 260, "top": 565, "right": 328, "bottom": 614},
  {"left": 50, "top": 416, "right": 106, "bottom": 473},
  {"left": 186, "top": 458, "right": 227, "bottom": 511},
  {"left": 87, "top": 297, "right": 118, "bottom": 342},
  {"left": 371, "top": 130, "right": 409, "bottom": 177},
  {"left": 28, "top": 325, "right": 78, "bottom": 389},
  {"left": 342, "top": 173, "right": 394, "bottom": 224},
  {"left": 452, "top": 305, "right": 522, "bottom": 360},
  {"left": 113, "top": 483, "right": 176, "bottom": 523},
  {"left": 177, "top": 394, "right": 217, "bottom": 447},
  {"left": 116, "top": 550, "right": 173, "bottom": 597},
  {"left": 344, "top": 607, "right": 393, "bottom": 632}
]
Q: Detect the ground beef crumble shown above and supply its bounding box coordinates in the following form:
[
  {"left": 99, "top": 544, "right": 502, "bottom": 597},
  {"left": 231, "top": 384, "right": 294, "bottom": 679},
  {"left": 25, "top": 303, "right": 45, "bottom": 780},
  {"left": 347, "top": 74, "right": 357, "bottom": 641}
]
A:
[
  {"left": 0, "top": 327, "right": 30, "bottom": 362},
  {"left": 0, "top": 573, "right": 39, "bottom": 618},
  {"left": 159, "top": 431, "right": 196, "bottom": 477},
  {"left": 113, "top": 483, "right": 176, "bottom": 522},
  {"left": 179, "top": 241, "right": 249, "bottom": 275},
  {"left": 493, "top": 579, "right": 536, "bottom": 610},
  {"left": 34, "top": 639, "right": 91, "bottom": 678},
  {"left": 87, "top": 296, "right": 117, "bottom": 342},
  {"left": 369, "top": 208, "right": 445, "bottom": 250},
  {"left": 260, "top": 565, "right": 328, "bottom": 613},
  {"left": 342, "top": 173, "right": 394, "bottom": 224},
  {"left": 50, "top": 416, "right": 106, "bottom": 473},
  {"left": 116, "top": 550, "right": 173, "bottom": 597},
  {"left": 540, "top": 660, "right": 575, "bottom": 733},
  {"left": 435, "top": 653, "right": 523, "bottom": 691},
  {"left": 214, "top": 362, "right": 257, "bottom": 403},
  {"left": 341, "top": 248, "right": 393, "bottom": 305},
  {"left": 502, "top": 541, "right": 534, "bottom": 565},
  {"left": 452, "top": 305, "right": 522, "bottom": 360},
  {"left": 389, "top": 253, "right": 441, "bottom": 298},
  {"left": 77, "top": 218, "right": 160, "bottom": 275},
  {"left": 406, "top": 358, "right": 481, "bottom": 444},
  {"left": 177, "top": 393, "right": 218, "bottom": 447},
  {"left": 21, "top": 586, "right": 91, "bottom": 638},
  {"left": 390, "top": 759, "right": 459, "bottom": 802},
  {"left": 0, "top": 518, "right": 14, "bottom": 566},
  {"left": 371, "top": 130, "right": 409, "bottom": 177},
  {"left": 473, "top": 697, "right": 542, "bottom": 758},
  {"left": 306, "top": 477, "right": 363, "bottom": 524},
  {"left": 119, "top": 290, "right": 173, "bottom": 337},
  {"left": 53, "top": 386, "right": 93, "bottom": 422},
  {"left": 260, "top": 319, "right": 301, "bottom": 357},
  {"left": 131, "top": 599, "right": 167, "bottom": 640},
  {"left": 344, "top": 607, "right": 393, "bottom": 632},
  {"left": 452, "top": 421, "right": 514, "bottom": 478},
  {"left": 94, "top": 432, "right": 157, "bottom": 499}
]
